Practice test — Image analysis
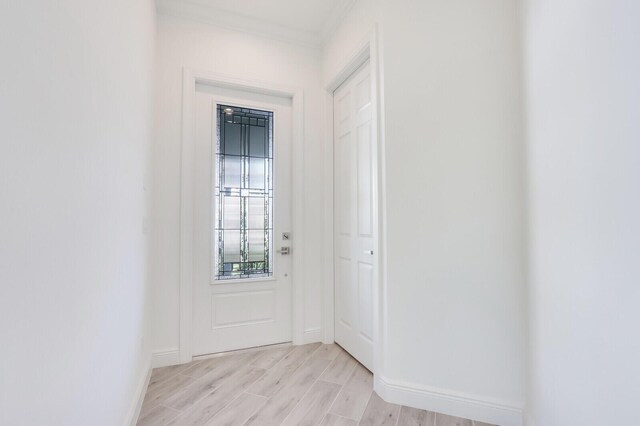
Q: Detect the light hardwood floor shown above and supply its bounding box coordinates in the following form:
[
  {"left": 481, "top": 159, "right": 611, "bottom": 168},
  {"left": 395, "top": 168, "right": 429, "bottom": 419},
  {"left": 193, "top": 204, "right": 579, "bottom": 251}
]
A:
[{"left": 137, "top": 343, "right": 494, "bottom": 426}]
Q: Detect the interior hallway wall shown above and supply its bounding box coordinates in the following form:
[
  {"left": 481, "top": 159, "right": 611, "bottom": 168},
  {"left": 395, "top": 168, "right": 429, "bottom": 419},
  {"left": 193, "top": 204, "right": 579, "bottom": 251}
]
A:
[
  {"left": 523, "top": 0, "right": 640, "bottom": 424},
  {"left": 0, "top": 0, "right": 156, "bottom": 424},
  {"left": 324, "top": 0, "right": 527, "bottom": 423},
  {"left": 152, "top": 13, "right": 325, "bottom": 357}
]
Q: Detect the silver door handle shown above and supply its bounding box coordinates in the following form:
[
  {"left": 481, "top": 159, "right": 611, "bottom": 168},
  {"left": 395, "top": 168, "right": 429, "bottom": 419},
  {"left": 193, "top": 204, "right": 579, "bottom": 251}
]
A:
[
  {"left": 364, "top": 250, "right": 373, "bottom": 255},
  {"left": 277, "top": 247, "right": 290, "bottom": 255}
]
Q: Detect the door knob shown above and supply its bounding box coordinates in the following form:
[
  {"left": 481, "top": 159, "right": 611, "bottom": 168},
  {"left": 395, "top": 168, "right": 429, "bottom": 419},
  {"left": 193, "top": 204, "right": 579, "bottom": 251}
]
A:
[{"left": 364, "top": 250, "right": 374, "bottom": 255}]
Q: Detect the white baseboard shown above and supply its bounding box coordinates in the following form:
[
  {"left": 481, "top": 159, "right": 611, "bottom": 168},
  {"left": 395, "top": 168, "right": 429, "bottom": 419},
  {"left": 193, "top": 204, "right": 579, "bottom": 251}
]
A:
[
  {"left": 151, "top": 347, "right": 181, "bottom": 368},
  {"left": 302, "top": 328, "right": 322, "bottom": 344},
  {"left": 374, "top": 375, "right": 523, "bottom": 426},
  {"left": 125, "top": 356, "right": 151, "bottom": 426}
]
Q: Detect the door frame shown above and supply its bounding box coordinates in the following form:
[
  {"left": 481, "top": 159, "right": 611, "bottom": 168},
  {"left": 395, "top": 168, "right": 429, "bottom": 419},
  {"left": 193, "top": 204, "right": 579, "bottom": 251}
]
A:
[
  {"left": 179, "top": 69, "right": 305, "bottom": 363},
  {"left": 322, "top": 25, "right": 387, "bottom": 378}
]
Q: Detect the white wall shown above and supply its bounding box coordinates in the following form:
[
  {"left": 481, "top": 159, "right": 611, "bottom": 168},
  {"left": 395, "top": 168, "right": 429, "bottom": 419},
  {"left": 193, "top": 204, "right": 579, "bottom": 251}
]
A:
[
  {"left": 523, "top": 1, "right": 640, "bottom": 425},
  {"left": 325, "top": 1, "right": 527, "bottom": 423},
  {"left": 381, "top": 0, "right": 526, "bottom": 408},
  {"left": 0, "top": 0, "right": 156, "bottom": 425},
  {"left": 152, "top": 14, "right": 325, "bottom": 356},
  {"left": 322, "top": 0, "right": 379, "bottom": 85}
]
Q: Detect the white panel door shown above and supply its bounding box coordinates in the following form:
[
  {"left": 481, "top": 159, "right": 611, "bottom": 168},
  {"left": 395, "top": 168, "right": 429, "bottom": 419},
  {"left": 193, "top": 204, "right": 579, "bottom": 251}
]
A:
[
  {"left": 334, "top": 61, "right": 375, "bottom": 370},
  {"left": 193, "top": 85, "right": 293, "bottom": 356}
]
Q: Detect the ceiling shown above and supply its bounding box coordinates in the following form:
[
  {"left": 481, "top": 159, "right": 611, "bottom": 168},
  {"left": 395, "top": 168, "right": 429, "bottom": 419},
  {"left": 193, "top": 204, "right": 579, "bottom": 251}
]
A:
[
  {"left": 157, "top": 0, "right": 357, "bottom": 47},
  {"left": 192, "top": 0, "right": 344, "bottom": 34}
]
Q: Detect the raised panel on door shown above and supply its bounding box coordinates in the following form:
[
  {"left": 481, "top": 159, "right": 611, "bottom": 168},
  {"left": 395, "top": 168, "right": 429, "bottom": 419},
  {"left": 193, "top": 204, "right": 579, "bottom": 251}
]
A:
[
  {"left": 357, "top": 262, "right": 374, "bottom": 342},
  {"left": 335, "top": 257, "right": 353, "bottom": 330},
  {"left": 357, "top": 123, "right": 373, "bottom": 237}
]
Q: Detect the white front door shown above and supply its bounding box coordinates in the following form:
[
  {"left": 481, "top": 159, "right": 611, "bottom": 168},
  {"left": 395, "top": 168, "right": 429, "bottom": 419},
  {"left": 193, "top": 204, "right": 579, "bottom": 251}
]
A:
[
  {"left": 334, "top": 61, "right": 376, "bottom": 370},
  {"left": 193, "top": 85, "right": 293, "bottom": 356}
]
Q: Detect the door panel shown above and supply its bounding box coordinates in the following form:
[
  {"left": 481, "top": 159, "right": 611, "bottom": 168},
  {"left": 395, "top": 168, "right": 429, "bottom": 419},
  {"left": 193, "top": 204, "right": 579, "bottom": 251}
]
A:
[
  {"left": 334, "top": 61, "right": 375, "bottom": 370},
  {"left": 193, "top": 86, "right": 293, "bottom": 356}
]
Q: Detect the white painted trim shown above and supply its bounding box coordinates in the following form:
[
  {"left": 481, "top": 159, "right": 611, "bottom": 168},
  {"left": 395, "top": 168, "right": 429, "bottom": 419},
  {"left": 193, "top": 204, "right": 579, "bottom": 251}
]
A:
[
  {"left": 302, "top": 328, "right": 322, "bottom": 344},
  {"left": 375, "top": 375, "right": 524, "bottom": 426},
  {"left": 125, "top": 357, "right": 151, "bottom": 426},
  {"left": 321, "top": 88, "right": 334, "bottom": 345},
  {"left": 180, "top": 69, "right": 306, "bottom": 364},
  {"left": 157, "top": 0, "right": 321, "bottom": 48},
  {"left": 322, "top": 26, "right": 386, "bottom": 379},
  {"left": 151, "top": 348, "right": 181, "bottom": 368},
  {"left": 291, "top": 90, "right": 306, "bottom": 346}
]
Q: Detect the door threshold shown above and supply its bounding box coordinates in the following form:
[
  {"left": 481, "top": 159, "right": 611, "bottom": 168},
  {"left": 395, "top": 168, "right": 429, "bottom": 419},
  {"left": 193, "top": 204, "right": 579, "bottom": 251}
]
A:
[{"left": 192, "top": 341, "right": 292, "bottom": 361}]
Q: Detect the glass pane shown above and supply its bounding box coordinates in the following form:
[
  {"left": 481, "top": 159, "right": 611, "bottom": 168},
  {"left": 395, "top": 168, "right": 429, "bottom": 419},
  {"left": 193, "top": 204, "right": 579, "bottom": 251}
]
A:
[
  {"left": 223, "top": 156, "right": 241, "bottom": 188},
  {"left": 223, "top": 230, "right": 241, "bottom": 263},
  {"left": 223, "top": 196, "right": 241, "bottom": 229},
  {"left": 223, "top": 122, "right": 242, "bottom": 155},
  {"left": 249, "top": 126, "right": 266, "bottom": 157},
  {"left": 248, "top": 197, "right": 266, "bottom": 230},
  {"left": 248, "top": 230, "right": 266, "bottom": 262},
  {"left": 214, "top": 104, "right": 274, "bottom": 280},
  {"left": 249, "top": 157, "right": 266, "bottom": 190}
]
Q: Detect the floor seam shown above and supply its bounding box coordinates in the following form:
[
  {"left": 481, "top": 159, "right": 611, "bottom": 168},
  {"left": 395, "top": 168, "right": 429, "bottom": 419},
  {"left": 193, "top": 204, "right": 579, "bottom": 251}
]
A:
[
  {"left": 146, "top": 363, "right": 193, "bottom": 392},
  {"left": 169, "top": 362, "right": 268, "bottom": 421},
  {"left": 243, "top": 390, "right": 269, "bottom": 399},
  {"left": 259, "top": 343, "right": 305, "bottom": 375},
  {"left": 325, "top": 361, "right": 357, "bottom": 409},
  {"left": 276, "top": 344, "right": 334, "bottom": 425},
  {"left": 356, "top": 390, "right": 374, "bottom": 425},
  {"left": 321, "top": 376, "right": 347, "bottom": 425},
  {"left": 215, "top": 366, "right": 272, "bottom": 424}
]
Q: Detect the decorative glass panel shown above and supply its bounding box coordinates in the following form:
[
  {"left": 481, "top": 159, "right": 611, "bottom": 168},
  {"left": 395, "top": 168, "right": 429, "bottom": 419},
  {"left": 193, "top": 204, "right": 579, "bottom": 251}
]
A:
[{"left": 214, "top": 104, "right": 273, "bottom": 280}]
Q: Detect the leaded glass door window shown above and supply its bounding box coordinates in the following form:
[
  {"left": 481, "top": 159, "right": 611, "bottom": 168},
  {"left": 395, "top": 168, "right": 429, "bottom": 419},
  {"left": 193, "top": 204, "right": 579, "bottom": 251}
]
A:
[{"left": 214, "top": 104, "right": 273, "bottom": 280}]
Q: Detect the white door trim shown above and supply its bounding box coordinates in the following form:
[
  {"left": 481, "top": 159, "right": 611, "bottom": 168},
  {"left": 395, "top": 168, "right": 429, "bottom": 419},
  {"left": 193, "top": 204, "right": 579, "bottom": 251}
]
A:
[
  {"left": 180, "top": 69, "right": 305, "bottom": 363},
  {"left": 323, "top": 25, "right": 387, "bottom": 379}
]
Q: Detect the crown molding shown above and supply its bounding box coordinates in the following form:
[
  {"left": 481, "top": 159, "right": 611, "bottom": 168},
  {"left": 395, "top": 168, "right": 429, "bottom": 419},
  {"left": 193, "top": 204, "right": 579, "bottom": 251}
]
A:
[
  {"left": 319, "top": 0, "right": 358, "bottom": 42},
  {"left": 156, "top": 0, "right": 323, "bottom": 48}
]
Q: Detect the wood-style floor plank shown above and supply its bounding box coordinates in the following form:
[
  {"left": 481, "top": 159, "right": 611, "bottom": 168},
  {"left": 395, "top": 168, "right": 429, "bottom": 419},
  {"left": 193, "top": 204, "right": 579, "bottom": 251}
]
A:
[
  {"left": 205, "top": 392, "right": 267, "bottom": 426},
  {"left": 320, "top": 413, "right": 357, "bottom": 426},
  {"left": 137, "top": 404, "right": 181, "bottom": 426},
  {"left": 244, "top": 357, "right": 332, "bottom": 426},
  {"left": 181, "top": 351, "right": 256, "bottom": 379},
  {"left": 248, "top": 342, "right": 321, "bottom": 398},
  {"left": 281, "top": 380, "right": 341, "bottom": 426},
  {"left": 140, "top": 373, "right": 195, "bottom": 416},
  {"left": 250, "top": 346, "right": 294, "bottom": 370},
  {"left": 149, "top": 361, "right": 201, "bottom": 388},
  {"left": 309, "top": 344, "right": 343, "bottom": 361},
  {"left": 163, "top": 352, "right": 252, "bottom": 411},
  {"left": 318, "top": 350, "right": 357, "bottom": 385},
  {"left": 327, "top": 363, "right": 373, "bottom": 421},
  {"left": 397, "top": 405, "right": 436, "bottom": 426},
  {"left": 166, "top": 365, "right": 266, "bottom": 426},
  {"left": 358, "top": 392, "right": 400, "bottom": 426},
  {"left": 435, "top": 413, "right": 473, "bottom": 426},
  {"left": 136, "top": 344, "right": 482, "bottom": 426}
]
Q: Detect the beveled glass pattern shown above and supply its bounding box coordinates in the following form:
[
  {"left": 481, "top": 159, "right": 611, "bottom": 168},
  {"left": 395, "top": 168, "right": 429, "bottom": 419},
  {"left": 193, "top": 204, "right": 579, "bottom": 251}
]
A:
[{"left": 214, "top": 104, "right": 273, "bottom": 280}]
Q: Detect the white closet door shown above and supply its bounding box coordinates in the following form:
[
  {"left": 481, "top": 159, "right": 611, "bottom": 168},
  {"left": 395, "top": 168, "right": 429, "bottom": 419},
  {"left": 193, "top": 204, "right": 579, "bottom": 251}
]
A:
[{"left": 334, "top": 61, "right": 375, "bottom": 370}]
